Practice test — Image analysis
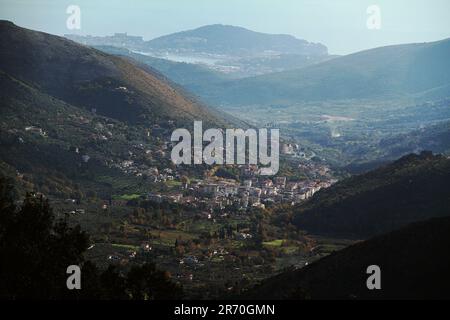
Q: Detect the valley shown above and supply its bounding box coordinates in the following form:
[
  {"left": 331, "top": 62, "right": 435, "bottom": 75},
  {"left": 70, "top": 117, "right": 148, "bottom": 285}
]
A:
[
  {"left": 1, "top": 16, "right": 450, "bottom": 301},
  {"left": 83, "top": 32, "right": 450, "bottom": 169},
  {"left": 221, "top": 98, "right": 450, "bottom": 167},
  {"left": 0, "top": 21, "right": 348, "bottom": 299}
]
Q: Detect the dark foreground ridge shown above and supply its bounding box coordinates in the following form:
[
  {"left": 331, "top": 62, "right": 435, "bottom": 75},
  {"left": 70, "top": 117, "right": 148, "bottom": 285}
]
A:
[{"left": 244, "top": 216, "right": 450, "bottom": 300}]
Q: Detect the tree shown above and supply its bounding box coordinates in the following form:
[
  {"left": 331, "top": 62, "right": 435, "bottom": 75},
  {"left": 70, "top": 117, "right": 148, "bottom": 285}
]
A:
[
  {"left": 126, "top": 264, "right": 182, "bottom": 300},
  {"left": 0, "top": 177, "right": 183, "bottom": 300},
  {"left": 0, "top": 180, "right": 89, "bottom": 299},
  {"left": 180, "top": 175, "right": 190, "bottom": 186}
]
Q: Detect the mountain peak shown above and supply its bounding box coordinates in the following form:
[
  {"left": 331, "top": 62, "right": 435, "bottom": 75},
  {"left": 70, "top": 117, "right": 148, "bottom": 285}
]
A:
[
  {"left": 147, "top": 24, "right": 327, "bottom": 56},
  {"left": 193, "top": 24, "right": 298, "bottom": 39},
  {"left": 194, "top": 24, "right": 246, "bottom": 31}
]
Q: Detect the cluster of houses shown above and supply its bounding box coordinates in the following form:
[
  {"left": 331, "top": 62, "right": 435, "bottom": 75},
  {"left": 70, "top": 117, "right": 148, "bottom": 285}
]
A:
[
  {"left": 112, "top": 152, "right": 176, "bottom": 183},
  {"left": 146, "top": 165, "right": 337, "bottom": 212},
  {"left": 192, "top": 175, "right": 335, "bottom": 209}
]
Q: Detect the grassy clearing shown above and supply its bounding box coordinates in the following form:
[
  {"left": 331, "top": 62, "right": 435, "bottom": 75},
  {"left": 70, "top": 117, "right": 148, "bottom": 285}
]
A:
[
  {"left": 149, "top": 230, "right": 197, "bottom": 246},
  {"left": 111, "top": 243, "right": 139, "bottom": 250},
  {"left": 165, "top": 180, "right": 182, "bottom": 188},
  {"left": 111, "top": 193, "right": 141, "bottom": 201},
  {"left": 263, "top": 239, "right": 284, "bottom": 247}
]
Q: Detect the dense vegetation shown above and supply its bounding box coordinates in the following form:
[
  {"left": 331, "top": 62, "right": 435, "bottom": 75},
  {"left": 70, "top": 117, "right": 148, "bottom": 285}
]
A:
[
  {"left": 0, "top": 177, "right": 182, "bottom": 299},
  {"left": 292, "top": 152, "right": 450, "bottom": 238},
  {"left": 0, "top": 21, "right": 231, "bottom": 200},
  {"left": 377, "top": 119, "right": 450, "bottom": 160},
  {"left": 243, "top": 216, "right": 450, "bottom": 299}
]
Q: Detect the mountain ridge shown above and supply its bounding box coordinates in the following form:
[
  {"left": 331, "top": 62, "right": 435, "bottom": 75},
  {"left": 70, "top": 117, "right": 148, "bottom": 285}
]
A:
[
  {"left": 0, "top": 21, "right": 228, "bottom": 200},
  {"left": 292, "top": 152, "right": 450, "bottom": 239},
  {"left": 243, "top": 216, "right": 450, "bottom": 300},
  {"left": 146, "top": 24, "right": 328, "bottom": 56},
  {"left": 196, "top": 37, "right": 450, "bottom": 106},
  {"left": 0, "top": 20, "right": 225, "bottom": 127}
]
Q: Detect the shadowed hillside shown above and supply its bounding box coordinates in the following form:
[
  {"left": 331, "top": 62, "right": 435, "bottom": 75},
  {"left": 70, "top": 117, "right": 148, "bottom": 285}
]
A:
[
  {"left": 293, "top": 152, "right": 450, "bottom": 238},
  {"left": 243, "top": 216, "right": 450, "bottom": 300}
]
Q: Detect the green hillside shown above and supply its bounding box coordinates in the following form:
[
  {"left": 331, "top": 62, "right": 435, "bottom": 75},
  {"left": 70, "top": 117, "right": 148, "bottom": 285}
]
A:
[
  {"left": 0, "top": 70, "right": 163, "bottom": 199},
  {"left": 293, "top": 152, "right": 450, "bottom": 238},
  {"left": 0, "top": 21, "right": 227, "bottom": 199},
  {"left": 0, "top": 20, "right": 224, "bottom": 127},
  {"left": 377, "top": 120, "right": 450, "bottom": 159},
  {"left": 199, "top": 38, "right": 450, "bottom": 106}
]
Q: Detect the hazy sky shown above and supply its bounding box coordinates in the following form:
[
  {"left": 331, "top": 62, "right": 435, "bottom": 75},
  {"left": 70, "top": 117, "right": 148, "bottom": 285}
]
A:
[{"left": 0, "top": 0, "right": 449, "bottom": 54}]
